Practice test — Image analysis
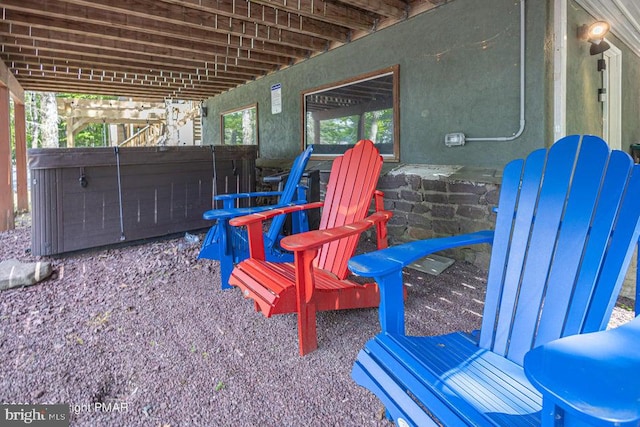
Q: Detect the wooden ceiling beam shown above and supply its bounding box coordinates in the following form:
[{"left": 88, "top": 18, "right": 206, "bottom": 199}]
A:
[
  {"left": 0, "top": 45, "right": 264, "bottom": 81},
  {"left": 5, "top": 0, "right": 330, "bottom": 53},
  {"left": 0, "top": 20, "right": 297, "bottom": 68},
  {"left": 161, "top": 0, "right": 351, "bottom": 43},
  {"left": 3, "top": 9, "right": 310, "bottom": 60},
  {"left": 246, "top": 0, "right": 377, "bottom": 31},
  {"left": 9, "top": 65, "right": 241, "bottom": 93},
  {"left": 333, "top": 0, "right": 407, "bottom": 20},
  {"left": 20, "top": 79, "right": 219, "bottom": 100},
  {"left": 0, "top": 31, "right": 285, "bottom": 72},
  {"left": 23, "top": 85, "right": 179, "bottom": 100},
  {"left": 7, "top": 57, "right": 252, "bottom": 85},
  {"left": 15, "top": 71, "right": 234, "bottom": 93}
]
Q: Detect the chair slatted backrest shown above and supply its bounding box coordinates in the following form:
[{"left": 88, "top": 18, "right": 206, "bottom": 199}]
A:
[
  {"left": 313, "top": 140, "right": 383, "bottom": 279},
  {"left": 479, "top": 135, "right": 640, "bottom": 365},
  {"left": 264, "top": 145, "right": 314, "bottom": 245}
]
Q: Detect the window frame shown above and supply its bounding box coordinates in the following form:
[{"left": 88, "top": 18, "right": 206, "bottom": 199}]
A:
[{"left": 301, "top": 65, "right": 400, "bottom": 161}]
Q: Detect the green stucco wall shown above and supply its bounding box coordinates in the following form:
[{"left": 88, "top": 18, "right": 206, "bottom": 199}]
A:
[
  {"left": 621, "top": 46, "right": 640, "bottom": 148},
  {"left": 202, "top": 0, "right": 551, "bottom": 168},
  {"left": 567, "top": 0, "right": 640, "bottom": 150}
]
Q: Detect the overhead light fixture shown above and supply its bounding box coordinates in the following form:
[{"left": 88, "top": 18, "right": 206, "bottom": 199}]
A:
[
  {"left": 578, "top": 21, "right": 611, "bottom": 55},
  {"left": 589, "top": 39, "right": 611, "bottom": 55}
]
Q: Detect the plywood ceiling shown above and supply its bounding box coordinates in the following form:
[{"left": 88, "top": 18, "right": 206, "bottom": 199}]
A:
[{"left": 0, "top": 0, "right": 447, "bottom": 101}]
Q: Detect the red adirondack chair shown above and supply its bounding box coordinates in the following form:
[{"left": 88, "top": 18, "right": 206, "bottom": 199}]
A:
[{"left": 228, "top": 139, "right": 392, "bottom": 355}]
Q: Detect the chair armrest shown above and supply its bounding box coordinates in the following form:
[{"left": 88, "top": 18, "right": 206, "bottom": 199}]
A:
[
  {"left": 214, "top": 190, "right": 283, "bottom": 201},
  {"left": 524, "top": 316, "right": 640, "bottom": 426},
  {"left": 229, "top": 201, "right": 324, "bottom": 227},
  {"left": 347, "top": 230, "right": 493, "bottom": 335},
  {"left": 348, "top": 230, "right": 494, "bottom": 277},
  {"left": 203, "top": 205, "right": 284, "bottom": 221},
  {"left": 262, "top": 172, "right": 289, "bottom": 184},
  {"left": 280, "top": 211, "right": 392, "bottom": 252}
]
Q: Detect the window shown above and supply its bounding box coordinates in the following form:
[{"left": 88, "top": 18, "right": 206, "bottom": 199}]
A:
[
  {"left": 221, "top": 104, "right": 258, "bottom": 145},
  {"left": 302, "top": 65, "right": 399, "bottom": 160}
]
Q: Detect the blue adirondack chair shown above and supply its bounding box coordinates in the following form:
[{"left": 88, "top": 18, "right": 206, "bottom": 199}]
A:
[
  {"left": 198, "top": 145, "right": 313, "bottom": 289},
  {"left": 348, "top": 135, "right": 640, "bottom": 426}
]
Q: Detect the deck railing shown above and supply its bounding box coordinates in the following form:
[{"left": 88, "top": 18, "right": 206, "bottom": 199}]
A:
[{"left": 119, "top": 123, "right": 165, "bottom": 147}]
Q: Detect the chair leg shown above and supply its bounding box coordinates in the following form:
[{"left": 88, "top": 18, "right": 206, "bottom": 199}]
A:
[
  {"left": 217, "top": 220, "right": 234, "bottom": 290},
  {"left": 219, "top": 255, "right": 234, "bottom": 290},
  {"left": 294, "top": 248, "right": 319, "bottom": 355},
  {"left": 297, "top": 301, "right": 318, "bottom": 356}
]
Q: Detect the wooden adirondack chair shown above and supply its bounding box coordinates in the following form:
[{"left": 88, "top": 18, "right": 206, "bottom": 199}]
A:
[
  {"left": 348, "top": 135, "right": 640, "bottom": 426},
  {"left": 228, "top": 139, "right": 391, "bottom": 355},
  {"left": 198, "top": 145, "right": 313, "bottom": 289}
]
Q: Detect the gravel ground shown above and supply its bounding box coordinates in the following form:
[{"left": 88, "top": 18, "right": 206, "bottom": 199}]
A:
[{"left": 0, "top": 215, "right": 635, "bottom": 426}]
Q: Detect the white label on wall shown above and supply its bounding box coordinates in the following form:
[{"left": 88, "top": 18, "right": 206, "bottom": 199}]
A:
[{"left": 271, "top": 83, "right": 282, "bottom": 114}]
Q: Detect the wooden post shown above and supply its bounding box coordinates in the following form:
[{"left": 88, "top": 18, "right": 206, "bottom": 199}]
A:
[
  {"left": 14, "top": 101, "right": 28, "bottom": 212},
  {"left": 66, "top": 116, "right": 75, "bottom": 147},
  {"left": 0, "top": 86, "right": 14, "bottom": 231}
]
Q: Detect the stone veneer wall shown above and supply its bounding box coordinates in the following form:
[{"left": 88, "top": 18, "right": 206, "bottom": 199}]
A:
[
  {"left": 269, "top": 160, "right": 636, "bottom": 302},
  {"left": 376, "top": 165, "right": 501, "bottom": 270}
]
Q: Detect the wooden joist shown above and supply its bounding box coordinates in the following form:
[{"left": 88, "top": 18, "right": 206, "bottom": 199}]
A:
[{"left": 0, "top": 0, "right": 445, "bottom": 99}]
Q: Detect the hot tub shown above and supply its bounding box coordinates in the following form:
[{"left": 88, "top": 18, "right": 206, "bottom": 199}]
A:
[{"left": 29, "top": 145, "right": 257, "bottom": 256}]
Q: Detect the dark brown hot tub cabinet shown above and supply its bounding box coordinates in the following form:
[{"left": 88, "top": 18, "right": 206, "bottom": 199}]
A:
[{"left": 29, "top": 145, "right": 257, "bottom": 256}]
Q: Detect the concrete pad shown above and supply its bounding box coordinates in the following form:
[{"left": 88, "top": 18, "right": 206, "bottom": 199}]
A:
[{"left": 409, "top": 254, "right": 455, "bottom": 276}]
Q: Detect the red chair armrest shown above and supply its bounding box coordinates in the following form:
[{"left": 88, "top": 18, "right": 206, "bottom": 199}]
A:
[{"left": 280, "top": 211, "right": 392, "bottom": 252}]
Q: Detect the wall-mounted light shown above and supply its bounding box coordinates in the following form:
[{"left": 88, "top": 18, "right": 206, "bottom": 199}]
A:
[{"left": 578, "top": 21, "right": 611, "bottom": 55}]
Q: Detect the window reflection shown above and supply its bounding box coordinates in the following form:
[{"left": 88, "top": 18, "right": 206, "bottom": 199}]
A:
[
  {"left": 303, "top": 66, "right": 399, "bottom": 160},
  {"left": 222, "top": 104, "right": 258, "bottom": 146}
]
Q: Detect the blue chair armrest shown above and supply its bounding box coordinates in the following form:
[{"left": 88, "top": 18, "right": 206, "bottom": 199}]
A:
[
  {"left": 348, "top": 230, "right": 493, "bottom": 335},
  {"left": 262, "top": 172, "right": 290, "bottom": 184},
  {"left": 214, "top": 191, "right": 283, "bottom": 201},
  {"left": 348, "top": 230, "right": 494, "bottom": 277},
  {"left": 524, "top": 316, "right": 640, "bottom": 426},
  {"left": 203, "top": 204, "right": 285, "bottom": 221}
]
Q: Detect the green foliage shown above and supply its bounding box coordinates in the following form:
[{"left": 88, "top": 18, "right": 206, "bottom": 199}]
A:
[
  {"left": 4, "top": 91, "right": 119, "bottom": 157},
  {"left": 363, "top": 109, "right": 394, "bottom": 144},
  {"left": 319, "top": 115, "right": 358, "bottom": 144},
  {"left": 10, "top": 101, "right": 15, "bottom": 160},
  {"left": 24, "top": 92, "right": 118, "bottom": 148},
  {"left": 25, "top": 92, "right": 41, "bottom": 150},
  {"left": 307, "top": 108, "right": 393, "bottom": 146},
  {"left": 75, "top": 123, "right": 108, "bottom": 147},
  {"left": 223, "top": 107, "right": 256, "bottom": 145}
]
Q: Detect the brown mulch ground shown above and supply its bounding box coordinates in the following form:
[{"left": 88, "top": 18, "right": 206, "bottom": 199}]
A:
[{"left": 0, "top": 216, "right": 635, "bottom": 426}]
